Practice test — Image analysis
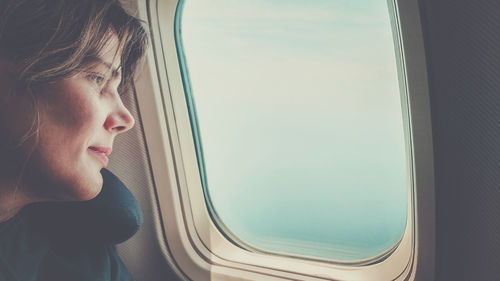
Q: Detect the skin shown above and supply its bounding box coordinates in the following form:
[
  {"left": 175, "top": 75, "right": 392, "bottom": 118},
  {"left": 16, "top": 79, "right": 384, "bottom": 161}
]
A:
[{"left": 0, "top": 33, "right": 134, "bottom": 222}]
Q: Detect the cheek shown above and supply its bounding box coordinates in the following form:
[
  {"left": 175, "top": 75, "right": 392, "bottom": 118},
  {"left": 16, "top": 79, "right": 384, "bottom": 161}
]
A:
[
  {"left": 38, "top": 97, "right": 101, "bottom": 157},
  {"left": 41, "top": 87, "right": 100, "bottom": 134},
  {"left": 25, "top": 83, "right": 106, "bottom": 201},
  {"left": 0, "top": 93, "right": 38, "bottom": 149}
]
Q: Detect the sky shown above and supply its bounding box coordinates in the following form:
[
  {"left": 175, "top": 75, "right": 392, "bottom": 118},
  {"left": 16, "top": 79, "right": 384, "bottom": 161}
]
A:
[{"left": 178, "top": 0, "right": 408, "bottom": 261}]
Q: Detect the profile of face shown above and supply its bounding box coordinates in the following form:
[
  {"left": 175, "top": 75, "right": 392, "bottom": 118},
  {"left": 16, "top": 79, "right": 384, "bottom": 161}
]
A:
[{"left": 1, "top": 33, "right": 134, "bottom": 202}]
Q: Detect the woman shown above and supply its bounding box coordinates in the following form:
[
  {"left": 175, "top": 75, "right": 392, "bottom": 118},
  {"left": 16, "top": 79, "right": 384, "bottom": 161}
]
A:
[{"left": 0, "top": 0, "right": 147, "bottom": 280}]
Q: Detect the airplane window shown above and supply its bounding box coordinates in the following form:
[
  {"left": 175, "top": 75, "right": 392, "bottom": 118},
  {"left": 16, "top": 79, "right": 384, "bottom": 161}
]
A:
[{"left": 177, "top": 0, "right": 409, "bottom": 261}]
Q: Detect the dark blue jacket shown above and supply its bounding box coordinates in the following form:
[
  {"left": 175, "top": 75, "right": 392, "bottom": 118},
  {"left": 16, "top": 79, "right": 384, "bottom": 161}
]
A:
[{"left": 0, "top": 169, "right": 142, "bottom": 281}]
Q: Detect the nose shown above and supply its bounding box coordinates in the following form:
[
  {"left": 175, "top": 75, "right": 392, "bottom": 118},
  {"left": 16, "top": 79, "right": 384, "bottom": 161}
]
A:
[{"left": 104, "top": 99, "right": 135, "bottom": 134}]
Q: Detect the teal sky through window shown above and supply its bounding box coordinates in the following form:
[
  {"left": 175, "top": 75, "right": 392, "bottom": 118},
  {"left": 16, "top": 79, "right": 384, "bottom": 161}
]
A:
[{"left": 178, "top": 0, "right": 408, "bottom": 261}]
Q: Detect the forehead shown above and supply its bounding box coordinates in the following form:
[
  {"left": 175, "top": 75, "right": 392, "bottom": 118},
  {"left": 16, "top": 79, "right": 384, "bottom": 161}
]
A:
[{"left": 98, "top": 33, "right": 122, "bottom": 69}]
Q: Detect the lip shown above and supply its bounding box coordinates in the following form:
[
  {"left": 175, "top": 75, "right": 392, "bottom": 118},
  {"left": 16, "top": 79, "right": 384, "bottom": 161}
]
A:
[{"left": 88, "top": 146, "right": 112, "bottom": 167}]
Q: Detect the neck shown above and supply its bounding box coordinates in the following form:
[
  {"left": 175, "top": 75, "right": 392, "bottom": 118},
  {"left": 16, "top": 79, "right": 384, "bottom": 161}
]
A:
[
  {"left": 0, "top": 147, "right": 39, "bottom": 222},
  {"left": 0, "top": 181, "right": 33, "bottom": 223}
]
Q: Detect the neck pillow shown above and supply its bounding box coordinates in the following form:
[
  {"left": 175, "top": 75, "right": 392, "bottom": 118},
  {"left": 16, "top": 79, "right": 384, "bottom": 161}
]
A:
[{"left": 22, "top": 169, "right": 143, "bottom": 247}]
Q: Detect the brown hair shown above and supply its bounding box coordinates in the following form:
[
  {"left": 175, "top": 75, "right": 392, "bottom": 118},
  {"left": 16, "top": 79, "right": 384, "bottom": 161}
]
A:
[
  {"left": 0, "top": 0, "right": 148, "bottom": 144},
  {"left": 0, "top": 0, "right": 147, "bottom": 93}
]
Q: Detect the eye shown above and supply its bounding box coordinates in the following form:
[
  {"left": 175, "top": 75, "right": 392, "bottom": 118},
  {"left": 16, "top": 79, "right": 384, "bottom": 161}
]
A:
[{"left": 87, "top": 73, "right": 106, "bottom": 86}]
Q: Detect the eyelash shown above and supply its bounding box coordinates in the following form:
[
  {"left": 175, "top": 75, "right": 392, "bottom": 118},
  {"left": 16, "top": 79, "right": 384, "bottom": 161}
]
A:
[{"left": 87, "top": 73, "right": 106, "bottom": 86}]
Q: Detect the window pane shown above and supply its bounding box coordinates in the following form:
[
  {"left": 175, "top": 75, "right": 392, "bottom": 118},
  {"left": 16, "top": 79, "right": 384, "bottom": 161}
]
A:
[{"left": 178, "top": 0, "right": 408, "bottom": 261}]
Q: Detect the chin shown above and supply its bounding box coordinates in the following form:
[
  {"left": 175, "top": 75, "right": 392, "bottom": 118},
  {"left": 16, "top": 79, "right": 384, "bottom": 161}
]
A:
[{"left": 69, "top": 170, "right": 104, "bottom": 201}]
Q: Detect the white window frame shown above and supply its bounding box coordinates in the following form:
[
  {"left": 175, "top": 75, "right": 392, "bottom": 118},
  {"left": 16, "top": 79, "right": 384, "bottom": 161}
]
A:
[{"left": 133, "top": 0, "right": 435, "bottom": 280}]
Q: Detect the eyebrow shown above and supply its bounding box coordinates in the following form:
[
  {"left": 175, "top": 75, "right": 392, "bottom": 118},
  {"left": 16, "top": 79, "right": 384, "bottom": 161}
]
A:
[
  {"left": 86, "top": 56, "right": 122, "bottom": 78},
  {"left": 101, "top": 61, "right": 122, "bottom": 78}
]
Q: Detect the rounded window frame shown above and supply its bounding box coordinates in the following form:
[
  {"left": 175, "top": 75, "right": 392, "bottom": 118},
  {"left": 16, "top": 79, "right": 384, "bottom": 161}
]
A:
[{"left": 132, "top": 0, "right": 435, "bottom": 279}]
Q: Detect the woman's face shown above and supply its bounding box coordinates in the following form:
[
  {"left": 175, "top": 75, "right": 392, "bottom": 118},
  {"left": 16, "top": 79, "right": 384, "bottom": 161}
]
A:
[{"left": 5, "top": 34, "right": 134, "bottom": 202}]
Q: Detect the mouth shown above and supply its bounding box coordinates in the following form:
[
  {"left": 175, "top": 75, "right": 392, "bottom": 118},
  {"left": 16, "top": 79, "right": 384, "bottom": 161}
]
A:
[{"left": 88, "top": 146, "right": 112, "bottom": 167}]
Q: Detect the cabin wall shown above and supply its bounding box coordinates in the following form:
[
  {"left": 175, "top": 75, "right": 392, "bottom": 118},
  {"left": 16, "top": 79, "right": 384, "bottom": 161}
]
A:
[{"left": 419, "top": 0, "right": 500, "bottom": 280}]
